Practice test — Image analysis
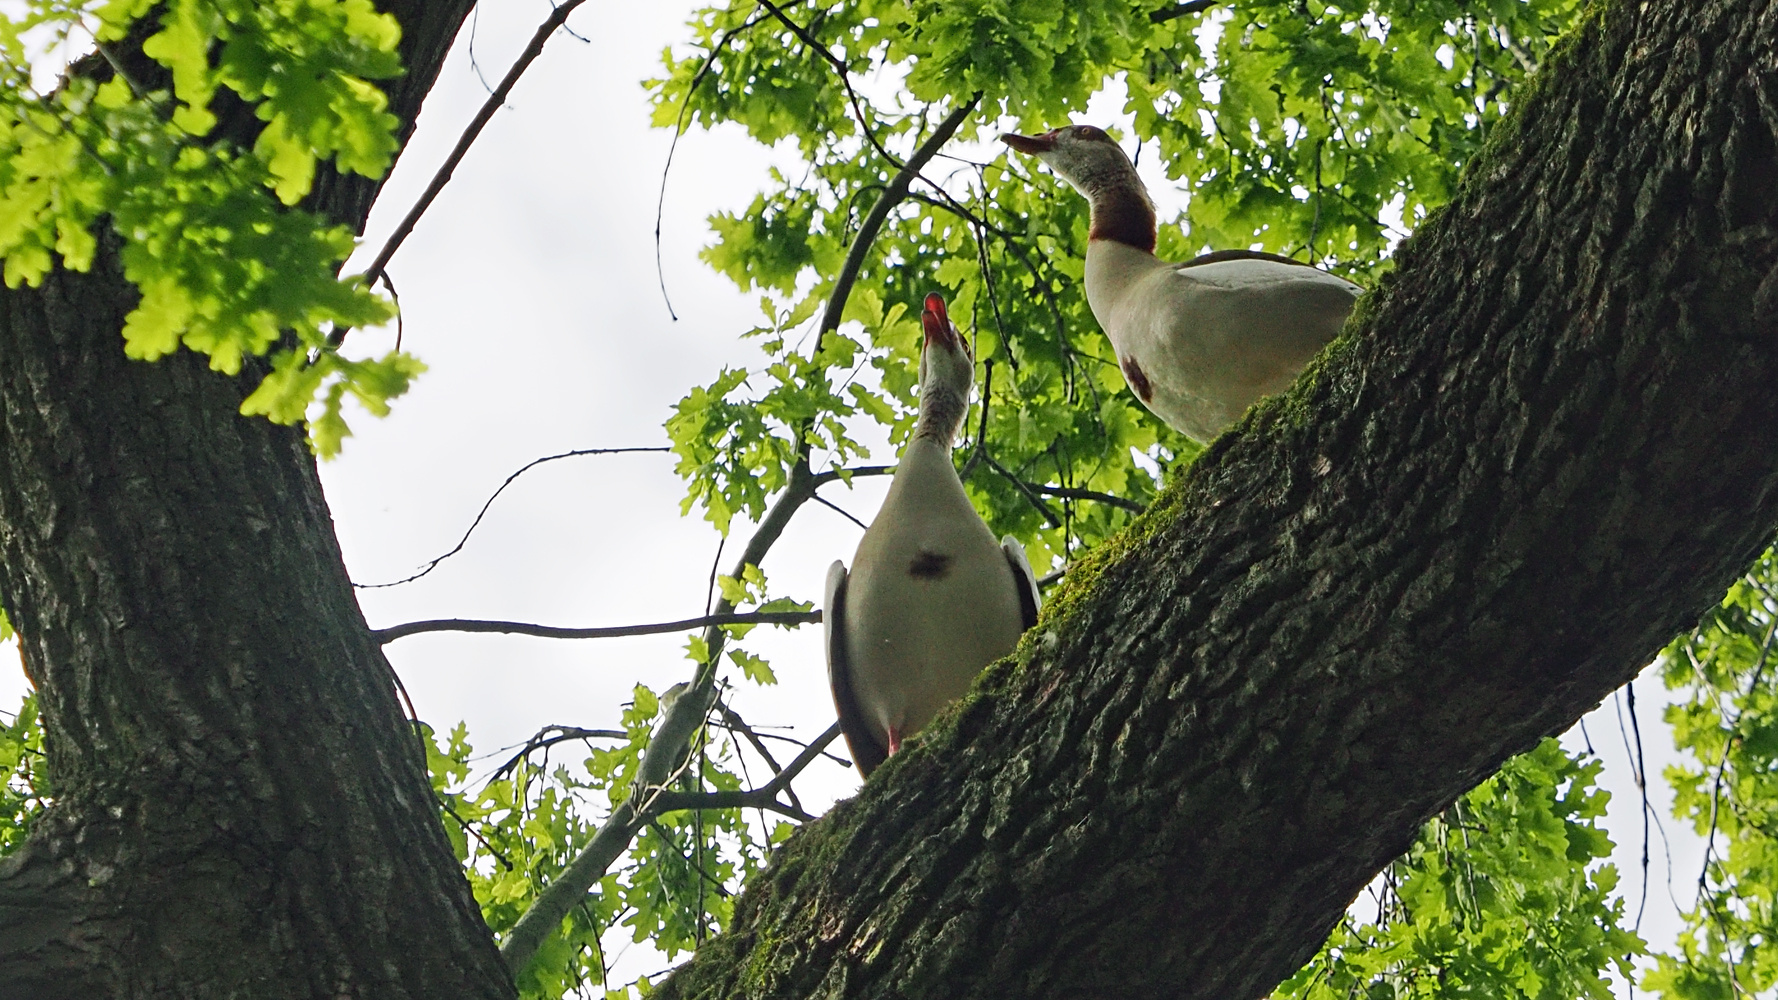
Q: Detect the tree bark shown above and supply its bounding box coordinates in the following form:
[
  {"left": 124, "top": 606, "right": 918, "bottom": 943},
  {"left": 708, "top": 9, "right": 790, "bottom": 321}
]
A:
[
  {"left": 0, "top": 4, "right": 511, "bottom": 997},
  {"left": 659, "top": 2, "right": 1778, "bottom": 997}
]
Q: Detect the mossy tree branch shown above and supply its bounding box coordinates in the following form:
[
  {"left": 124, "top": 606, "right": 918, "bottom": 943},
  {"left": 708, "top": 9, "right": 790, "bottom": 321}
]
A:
[{"left": 657, "top": 2, "right": 1778, "bottom": 996}]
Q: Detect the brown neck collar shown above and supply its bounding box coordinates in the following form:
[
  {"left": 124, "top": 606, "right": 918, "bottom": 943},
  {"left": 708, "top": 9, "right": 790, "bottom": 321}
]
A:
[{"left": 1088, "top": 180, "right": 1156, "bottom": 253}]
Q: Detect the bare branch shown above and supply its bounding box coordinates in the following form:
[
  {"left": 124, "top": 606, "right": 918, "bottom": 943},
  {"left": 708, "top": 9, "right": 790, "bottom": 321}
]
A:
[
  {"left": 813, "top": 464, "right": 895, "bottom": 486},
  {"left": 341, "top": 0, "right": 590, "bottom": 346},
  {"left": 981, "top": 453, "right": 1064, "bottom": 528},
  {"left": 714, "top": 699, "right": 804, "bottom": 814},
  {"left": 654, "top": 10, "right": 774, "bottom": 319},
  {"left": 373, "top": 610, "right": 820, "bottom": 644},
  {"left": 440, "top": 798, "right": 516, "bottom": 871},
  {"left": 651, "top": 790, "right": 815, "bottom": 824},
  {"left": 817, "top": 99, "right": 979, "bottom": 338},
  {"left": 1029, "top": 483, "right": 1146, "bottom": 513},
  {"left": 1150, "top": 0, "right": 1222, "bottom": 24},
  {"left": 754, "top": 0, "right": 902, "bottom": 170},
  {"left": 812, "top": 493, "right": 869, "bottom": 530},
  {"left": 649, "top": 721, "right": 842, "bottom": 823},
  {"left": 491, "top": 725, "right": 629, "bottom": 783},
  {"left": 354, "top": 446, "right": 671, "bottom": 589}
]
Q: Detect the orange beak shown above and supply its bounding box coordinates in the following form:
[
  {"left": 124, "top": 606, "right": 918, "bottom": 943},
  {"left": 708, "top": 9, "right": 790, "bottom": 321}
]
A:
[
  {"left": 921, "top": 293, "right": 958, "bottom": 350},
  {"left": 999, "top": 130, "right": 1059, "bottom": 154}
]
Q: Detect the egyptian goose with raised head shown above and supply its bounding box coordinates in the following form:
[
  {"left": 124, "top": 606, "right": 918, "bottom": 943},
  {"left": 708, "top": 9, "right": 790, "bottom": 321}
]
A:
[
  {"left": 824, "top": 293, "right": 1040, "bottom": 777},
  {"left": 1002, "top": 125, "right": 1362, "bottom": 442}
]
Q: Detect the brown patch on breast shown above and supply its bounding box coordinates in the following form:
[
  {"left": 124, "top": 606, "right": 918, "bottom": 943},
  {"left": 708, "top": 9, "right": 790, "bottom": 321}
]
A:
[
  {"left": 1120, "top": 355, "right": 1154, "bottom": 402},
  {"left": 908, "top": 550, "right": 952, "bottom": 580}
]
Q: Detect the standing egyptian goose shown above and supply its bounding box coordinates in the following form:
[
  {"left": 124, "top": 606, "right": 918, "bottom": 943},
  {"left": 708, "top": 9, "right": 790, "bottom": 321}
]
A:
[
  {"left": 1002, "top": 125, "right": 1362, "bottom": 442},
  {"left": 824, "top": 294, "right": 1040, "bottom": 777}
]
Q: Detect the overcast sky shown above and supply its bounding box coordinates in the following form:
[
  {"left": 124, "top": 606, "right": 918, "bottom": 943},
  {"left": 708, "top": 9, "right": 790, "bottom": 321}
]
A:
[{"left": 0, "top": 1, "right": 1714, "bottom": 990}]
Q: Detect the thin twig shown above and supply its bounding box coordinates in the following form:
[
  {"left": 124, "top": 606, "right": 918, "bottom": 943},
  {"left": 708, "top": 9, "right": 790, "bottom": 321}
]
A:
[
  {"left": 373, "top": 610, "right": 820, "bottom": 644},
  {"left": 354, "top": 446, "right": 671, "bottom": 589},
  {"left": 1697, "top": 613, "right": 1778, "bottom": 904},
  {"left": 1028, "top": 483, "right": 1145, "bottom": 513},
  {"left": 1624, "top": 680, "right": 1651, "bottom": 932},
  {"left": 983, "top": 453, "right": 1064, "bottom": 528},
  {"left": 648, "top": 820, "right": 734, "bottom": 897},
  {"left": 653, "top": 10, "right": 773, "bottom": 319},
  {"left": 813, "top": 493, "right": 869, "bottom": 530},
  {"left": 441, "top": 798, "right": 515, "bottom": 871},
  {"left": 338, "top": 0, "right": 590, "bottom": 346},
  {"left": 713, "top": 722, "right": 853, "bottom": 767},
  {"left": 378, "top": 271, "right": 405, "bottom": 352},
  {"left": 754, "top": 0, "right": 901, "bottom": 170},
  {"left": 649, "top": 722, "right": 841, "bottom": 822},
  {"left": 491, "top": 725, "right": 629, "bottom": 783},
  {"left": 716, "top": 709, "right": 783, "bottom": 778},
  {"left": 813, "top": 464, "right": 895, "bottom": 486}
]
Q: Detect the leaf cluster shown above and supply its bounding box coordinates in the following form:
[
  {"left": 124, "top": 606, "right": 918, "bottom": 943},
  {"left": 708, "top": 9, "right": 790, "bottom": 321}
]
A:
[
  {"left": 0, "top": 1, "right": 416, "bottom": 454},
  {"left": 1279, "top": 739, "right": 1643, "bottom": 1000},
  {"left": 652, "top": 0, "right": 1582, "bottom": 573},
  {"left": 1648, "top": 549, "right": 1778, "bottom": 1000},
  {"left": 0, "top": 695, "right": 44, "bottom": 856}
]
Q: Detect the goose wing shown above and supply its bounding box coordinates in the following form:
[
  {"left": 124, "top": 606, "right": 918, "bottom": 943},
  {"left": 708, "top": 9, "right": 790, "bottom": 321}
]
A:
[
  {"left": 1001, "top": 537, "right": 1041, "bottom": 631},
  {"left": 824, "top": 560, "right": 889, "bottom": 777}
]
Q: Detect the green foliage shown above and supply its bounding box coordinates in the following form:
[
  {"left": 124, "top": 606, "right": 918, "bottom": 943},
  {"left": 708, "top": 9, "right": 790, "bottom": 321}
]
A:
[
  {"left": 425, "top": 683, "right": 781, "bottom": 1000},
  {"left": 651, "top": 0, "right": 1583, "bottom": 572},
  {"left": 1278, "top": 739, "right": 1643, "bottom": 1000},
  {"left": 0, "top": 695, "right": 45, "bottom": 854},
  {"left": 0, "top": 1, "right": 415, "bottom": 455},
  {"left": 419, "top": 560, "right": 807, "bottom": 999},
  {"left": 1648, "top": 549, "right": 1778, "bottom": 1000}
]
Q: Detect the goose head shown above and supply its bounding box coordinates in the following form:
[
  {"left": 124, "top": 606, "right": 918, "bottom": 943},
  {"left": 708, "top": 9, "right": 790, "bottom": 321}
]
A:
[
  {"left": 915, "top": 293, "right": 973, "bottom": 445},
  {"left": 1000, "top": 125, "right": 1141, "bottom": 200},
  {"left": 1001, "top": 125, "right": 1155, "bottom": 251}
]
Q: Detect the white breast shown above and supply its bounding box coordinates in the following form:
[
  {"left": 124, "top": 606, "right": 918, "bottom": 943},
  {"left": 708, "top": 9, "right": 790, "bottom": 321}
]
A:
[
  {"left": 841, "top": 441, "right": 1025, "bottom": 746},
  {"left": 1086, "top": 241, "right": 1361, "bottom": 441}
]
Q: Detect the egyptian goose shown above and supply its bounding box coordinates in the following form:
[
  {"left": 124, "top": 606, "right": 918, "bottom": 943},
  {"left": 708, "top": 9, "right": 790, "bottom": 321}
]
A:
[
  {"left": 1002, "top": 125, "right": 1362, "bottom": 442},
  {"left": 824, "top": 294, "right": 1040, "bottom": 777}
]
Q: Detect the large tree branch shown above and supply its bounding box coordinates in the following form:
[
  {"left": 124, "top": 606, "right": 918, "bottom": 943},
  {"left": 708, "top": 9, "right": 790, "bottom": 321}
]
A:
[
  {"left": 657, "top": 1, "right": 1778, "bottom": 996},
  {"left": 0, "top": 3, "right": 515, "bottom": 997}
]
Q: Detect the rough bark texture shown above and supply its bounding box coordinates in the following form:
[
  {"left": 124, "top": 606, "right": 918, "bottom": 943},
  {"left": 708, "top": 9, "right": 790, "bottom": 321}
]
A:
[
  {"left": 661, "top": 2, "right": 1778, "bottom": 997},
  {"left": 0, "top": 3, "right": 510, "bottom": 997}
]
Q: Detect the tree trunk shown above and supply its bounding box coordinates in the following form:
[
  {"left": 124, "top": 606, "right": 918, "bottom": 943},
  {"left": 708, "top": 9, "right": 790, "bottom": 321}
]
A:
[
  {"left": 0, "top": 4, "right": 511, "bottom": 997},
  {"left": 659, "top": 2, "right": 1778, "bottom": 997}
]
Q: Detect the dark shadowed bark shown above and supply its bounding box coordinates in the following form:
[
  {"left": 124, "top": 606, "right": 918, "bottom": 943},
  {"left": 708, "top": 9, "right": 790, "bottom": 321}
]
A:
[
  {"left": 659, "top": 2, "right": 1778, "bottom": 997},
  {"left": 0, "top": 4, "right": 511, "bottom": 997}
]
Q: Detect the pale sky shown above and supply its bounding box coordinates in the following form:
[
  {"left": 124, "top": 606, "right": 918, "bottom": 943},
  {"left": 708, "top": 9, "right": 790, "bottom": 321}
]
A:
[{"left": 0, "top": 1, "right": 1712, "bottom": 991}]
